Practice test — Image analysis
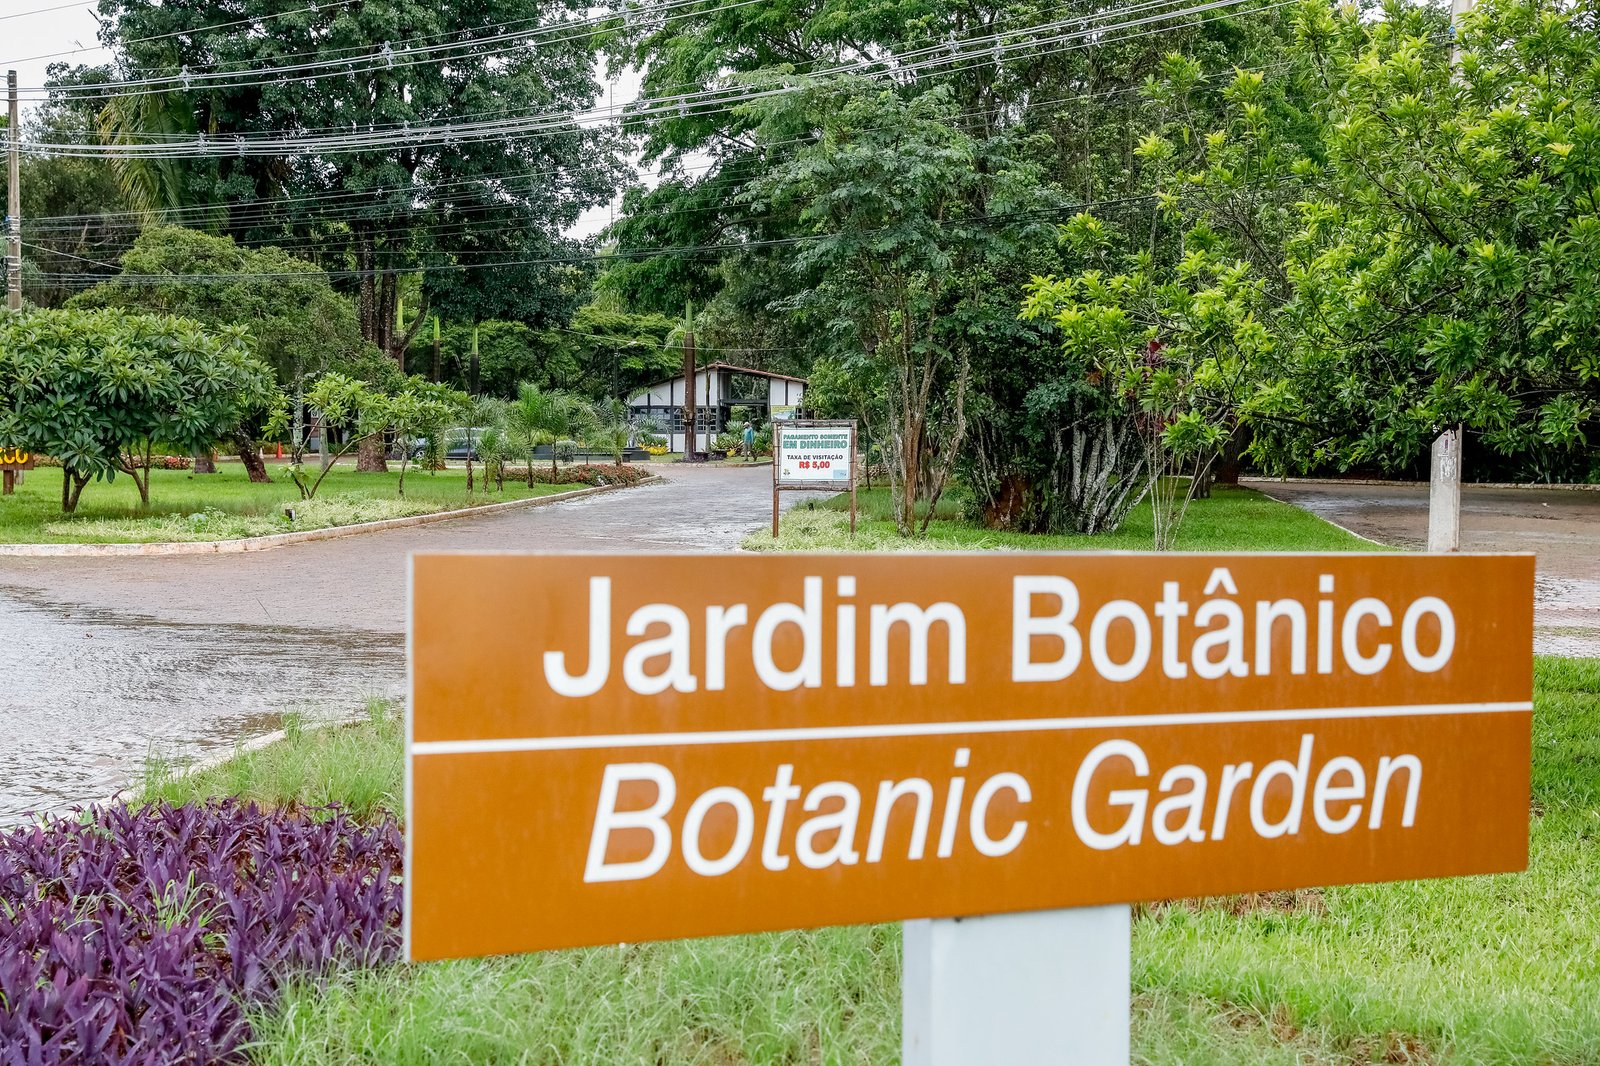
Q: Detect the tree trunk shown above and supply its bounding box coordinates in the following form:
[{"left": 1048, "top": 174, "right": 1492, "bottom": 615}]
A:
[
  {"left": 356, "top": 434, "right": 388, "bottom": 473},
  {"left": 193, "top": 451, "right": 216, "bottom": 474},
  {"left": 62, "top": 471, "right": 89, "bottom": 514},
  {"left": 232, "top": 430, "right": 271, "bottom": 483}
]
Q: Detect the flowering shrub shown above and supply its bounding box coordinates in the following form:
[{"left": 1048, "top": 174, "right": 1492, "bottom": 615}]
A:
[
  {"left": 0, "top": 801, "right": 402, "bottom": 1064},
  {"left": 644, "top": 444, "right": 669, "bottom": 456},
  {"left": 114, "top": 453, "right": 194, "bottom": 471},
  {"left": 534, "top": 463, "right": 652, "bottom": 487}
]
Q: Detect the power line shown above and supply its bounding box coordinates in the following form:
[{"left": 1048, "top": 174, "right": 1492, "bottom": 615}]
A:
[
  {"left": 21, "top": 45, "right": 1288, "bottom": 235},
  {"left": 20, "top": 0, "right": 1259, "bottom": 157},
  {"left": 9, "top": 0, "right": 737, "bottom": 101},
  {"left": 0, "top": 0, "right": 92, "bottom": 22},
  {"left": 27, "top": 193, "right": 1166, "bottom": 287}
]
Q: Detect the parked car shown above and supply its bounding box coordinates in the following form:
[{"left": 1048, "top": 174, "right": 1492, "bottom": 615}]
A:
[{"left": 392, "top": 428, "right": 487, "bottom": 462}]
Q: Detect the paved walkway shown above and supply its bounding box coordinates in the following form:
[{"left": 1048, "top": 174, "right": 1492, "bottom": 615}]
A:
[
  {"left": 0, "top": 464, "right": 802, "bottom": 818},
  {"left": 1247, "top": 480, "right": 1600, "bottom": 658}
]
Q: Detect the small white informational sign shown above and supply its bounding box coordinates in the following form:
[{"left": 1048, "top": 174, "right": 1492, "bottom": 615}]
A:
[{"left": 775, "top": 423, "right": 853, "bottom": 485}]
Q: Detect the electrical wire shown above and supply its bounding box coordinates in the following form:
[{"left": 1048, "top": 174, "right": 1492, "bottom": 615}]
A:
[
  {"left": 20, "top": 0, "right": 1261, "bottom": 157},
  {"left": 21, "top": 45, "right": 1295, "bottom": 235},
  {"left": 4, "top": 0, "right": 391, "bottom": 69},
  {"left": 0, "top": 0, "right": 92, "bottom": 22},
  {"left": 10, "top": 0, "right": 747, "bottom": 101},
  {"left": 25, "top": 192, "right": 1168, "bottom": 287}
]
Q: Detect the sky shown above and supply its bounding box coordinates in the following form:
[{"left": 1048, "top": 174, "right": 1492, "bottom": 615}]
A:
[
  {"left": 0, "top": 0, "right": 640, "bottom": 238},
  {"left": 1, "top": 0, "right": 111, "bottom": 92}
]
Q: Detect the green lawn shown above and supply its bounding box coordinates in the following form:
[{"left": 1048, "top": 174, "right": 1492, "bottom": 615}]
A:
[
  {"left": 0, "top": 464, "right": 567, "bottom": 543},
  {"left": 141, "top": 658, "right": 1599, "bottom": 1065},
  {"left": 743, "top": 485, "right": 1374, "bottom": 553}
]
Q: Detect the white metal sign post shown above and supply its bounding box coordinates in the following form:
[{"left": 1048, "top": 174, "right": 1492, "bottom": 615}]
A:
[
  {"left": 904, "top": 906, "right": 1130, "bottom": 1066},
  {"left": 772, "top": 419, "right": 857, "bottom": 537}
]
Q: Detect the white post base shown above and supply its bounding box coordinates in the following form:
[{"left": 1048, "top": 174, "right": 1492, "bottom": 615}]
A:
[{"left": 902, "top": 905, "right": 1131, "bottom": 1066}]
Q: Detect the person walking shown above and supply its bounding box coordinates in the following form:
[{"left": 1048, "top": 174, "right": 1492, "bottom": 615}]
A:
[{"left": 742, "top": 421, "right": 756, "bottom": 460}]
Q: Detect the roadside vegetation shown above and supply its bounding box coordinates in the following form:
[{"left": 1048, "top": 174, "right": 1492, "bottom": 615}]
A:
[{"left": 744, "top": 485, "right": 1371, "bottom": 553}]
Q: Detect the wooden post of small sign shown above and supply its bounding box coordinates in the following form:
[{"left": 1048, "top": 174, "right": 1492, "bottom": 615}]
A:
[
  {"left": 2, "top": 470, "right": 13, "bottom": 496},
  {"left": 849, "top": 421, "right": 858, "bottom": 536}
]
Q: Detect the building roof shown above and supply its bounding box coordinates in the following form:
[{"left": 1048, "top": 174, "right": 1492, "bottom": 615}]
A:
[{"left": 628, "top": 361, "right": 808, "bottom": 396}]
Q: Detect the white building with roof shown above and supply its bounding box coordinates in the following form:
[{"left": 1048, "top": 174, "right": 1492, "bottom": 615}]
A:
[{"left": 626, "top": 362, "right": 807, "bottom": 454}]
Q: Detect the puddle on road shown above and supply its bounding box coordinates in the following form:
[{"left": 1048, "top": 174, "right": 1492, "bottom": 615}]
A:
[{"left": 0, "top": 588, "right": 403, "bottom": 822}]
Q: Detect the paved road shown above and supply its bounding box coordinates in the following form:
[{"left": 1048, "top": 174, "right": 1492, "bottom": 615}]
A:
[
  {"left": 1247, "top": 480, "right": 1600, "bottom": 658},
  {"left": 0, "top": 464, "right": 801, "bottom": 818}
]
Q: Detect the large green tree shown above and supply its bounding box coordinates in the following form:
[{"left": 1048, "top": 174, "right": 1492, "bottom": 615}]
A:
[
  {"left": 753, "top": 79, "right": 1060, "bottom": 534},
  {"left": 0, "top": 308, "right": 278, "bottom": 511},
  {"left": 1257, "top": 0, "right": 1600, "bottom": 480},
  {"left": 64, "top": 0, "right": 629, "bottom": 356},
  {"left": 67, "top": 226, "right": 371, "bottom": 478}
]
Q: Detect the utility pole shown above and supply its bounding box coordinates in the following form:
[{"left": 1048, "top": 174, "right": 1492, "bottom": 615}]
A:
[
  {"left": 430, "top": 315, "right": 441, "bottom": 382},
  {"left": 682, "top": 300, "right": 697, "bottom": 460},
  {"left": 1429, "top": 0, "right": 1472, "bottom": 552},
  {"left": 7, "top": 70, "right": 21, "bottom": 312}
]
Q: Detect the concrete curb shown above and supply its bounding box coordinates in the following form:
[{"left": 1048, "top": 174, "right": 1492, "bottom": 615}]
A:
[
  {"left": 0, "top": 475, "right": 658, "bottom": 557},
  {"left": 1241, "top": 476, "right": 1600, "bottom": 492}
]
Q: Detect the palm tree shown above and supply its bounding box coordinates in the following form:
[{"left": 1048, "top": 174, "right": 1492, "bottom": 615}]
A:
[
  {"left": 588, "top": 398, "right": 632, "bottom": 465},
  {"left": 461, "top": 396, "right": 507, "bottom": 494},
  {"left": 96, "top": 82, "right": 204, "bottom": 223},
  {"left": 505, "top": 383, "right": 584, "bottom": 484}
]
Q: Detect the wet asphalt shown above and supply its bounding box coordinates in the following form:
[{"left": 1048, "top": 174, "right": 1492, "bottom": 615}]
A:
[
  {"left": 0, "top": 464, "right": 801, "bottom": 820},
  {"left": 1247, "top": 480, "right": 1600, "bottom": 659}
]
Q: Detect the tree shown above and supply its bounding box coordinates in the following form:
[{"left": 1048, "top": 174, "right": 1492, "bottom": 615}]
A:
[
  {"left": 1256, "top": 0, "right": 1600, "bottom": 480},
  {"left": 289, "top": 373, "right": 386, "bottom": 499},
  {"left": 386, "top": 379, "right": 468, "bottom": 497},
  {"left": 504, "top": 382, "right": 585, "bottom": 483},
  {"left": 0, "top": 309, "right": 278, "bottom": 512},
  {"left": 1023, "top": 216, "right": 1272, "bottom": 544},
  {"left": 1009, "top": 57, "right": 1306, "bottom": 541},
  {"left": 752, "top": 80, "right": 1058, "bottom": 535},
  {"left": 75, "top": 0, "right": 629, "bottom": 362},
  {"left": 68, "top": 226, "right": 369, "bottom": 480},
  {"left": 587, "top": 398, "right": 634, "bottom": 464}
]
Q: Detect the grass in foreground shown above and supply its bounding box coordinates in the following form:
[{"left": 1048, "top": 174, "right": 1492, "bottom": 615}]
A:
[
  {"left": 743, "top": 485, "right": 1374, "bottom": 553},
  {"left": 0, "top": 465, "right": 566, "bottom": 544},
  {"left": 141, "top": 700, "right": 402, "bottom": 821},
  {"left": 148, "top": 661, "right": 1599, "bottom": 1064}
]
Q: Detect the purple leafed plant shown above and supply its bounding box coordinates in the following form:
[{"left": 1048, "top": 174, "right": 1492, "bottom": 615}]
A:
[{"left": 0, "top": 801, "right": 402, "bottom": 1065}]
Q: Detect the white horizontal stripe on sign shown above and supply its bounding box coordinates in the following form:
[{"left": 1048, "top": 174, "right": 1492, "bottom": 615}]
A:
[{"left": 410, "top": 700, "right": 1533, "bottom": 757}]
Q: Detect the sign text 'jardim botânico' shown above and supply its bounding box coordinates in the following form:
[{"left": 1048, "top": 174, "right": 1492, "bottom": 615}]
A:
[{"left": 406, "top": 553, "right": 1533, "bottom": 961}]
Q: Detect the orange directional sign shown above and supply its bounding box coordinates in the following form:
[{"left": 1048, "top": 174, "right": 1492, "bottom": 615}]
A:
[{"left": 405, "top": 552, "right": 1533, "bottom": 962}]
